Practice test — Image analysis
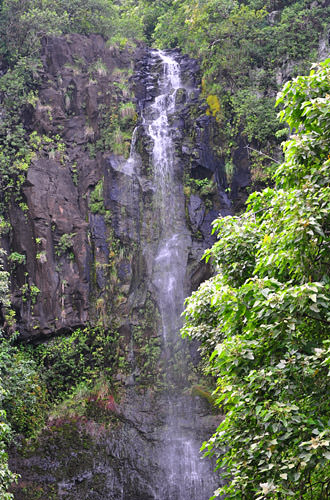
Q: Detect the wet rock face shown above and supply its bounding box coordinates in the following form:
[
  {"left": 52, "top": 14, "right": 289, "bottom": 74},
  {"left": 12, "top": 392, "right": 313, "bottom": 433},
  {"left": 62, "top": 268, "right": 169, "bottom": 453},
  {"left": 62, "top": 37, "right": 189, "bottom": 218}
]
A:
[
  {"left": 10, "top": 157, "right": 90, "bottom": 336},
  {"left": 9, "top": 391, "right": 220, "bottom": 500},
  {"left": 3, "top": 35, "right": 146, "bottom": 339}
]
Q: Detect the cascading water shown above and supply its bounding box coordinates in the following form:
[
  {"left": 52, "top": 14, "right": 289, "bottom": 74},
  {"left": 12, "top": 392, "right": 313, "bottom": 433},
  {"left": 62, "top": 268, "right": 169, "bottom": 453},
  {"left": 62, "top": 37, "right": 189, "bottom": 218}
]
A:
[
  {"left": 145, "top": 51, "right": 190, "bottom": 348},
  {"left": 138, "top": 50, "right": 217, "bottom": 500}
]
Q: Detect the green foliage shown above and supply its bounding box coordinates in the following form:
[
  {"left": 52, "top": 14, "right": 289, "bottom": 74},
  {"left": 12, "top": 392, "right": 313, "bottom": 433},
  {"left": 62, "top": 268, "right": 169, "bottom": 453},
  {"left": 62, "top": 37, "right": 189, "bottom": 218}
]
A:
[
  {"left": 231, "top": 90, "right": 281, "bottom": 144},
  {"left": 96, "top": 96, "right": 137, "bottom": 158},
  {"left": 47, "top": 377, "right": 114, "bottom": 421},
  {"left": 185, "top": 176, "right": 217, "bottom": 197},
  {"left": 8, "top": 252, "right": 26, "bottom": 266},
  {"left": 131, "top": 297, "right": 162, "bottom": 384},
  {"left": 0, "top": 409, "right": 17, "bottom": 499},
  {"left": 133, "top": 0, "right": 169, "bottom": 42},
  {"left": 88, "top": 59, "right": 108, "bottom": 77},
  {"left": 0, "top": 263, "right": 17, "bottom": 498},
  {"left": 0, "top": 260, "right": 10, "bottom": 310},
  {"left": 182, "top": 60, "right": 330, "bottom": 499},
  {"left": 55, "top": 233, "right": 76, "bottom": 258},
  {"left": 89, "top": 179, "right": 105, "bottom": 215},
  {"left": 132, "top": 325, "right": 162, "bottom": 383},
  {"left": 21, "top": 282, "right": 40, "bottom": 304},
  {"left": 0, "top": 336, "right": 47, "bottom": 436},
  {"left": 0, "top": 0, "right": 127, "bottom": 58},
  {"left": 184, "top": 176, "right": 217, "bottom": 210},
  {"left": 33, "top": 326, "right": 119, "bottom": 403},
  {"left": 0, "top": 59, "right": 39, "bottom": 203},
  {"left": 119, "top": 102, "right": 137, "bottom": 122}
]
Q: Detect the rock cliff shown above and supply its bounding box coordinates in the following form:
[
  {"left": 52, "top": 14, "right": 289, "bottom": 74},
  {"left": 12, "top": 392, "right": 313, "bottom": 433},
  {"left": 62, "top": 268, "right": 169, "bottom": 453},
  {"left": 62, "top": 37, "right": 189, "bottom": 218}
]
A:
[
  {"left": 2, "top": 35, "right": 245, "bottom": 342},
  {"left": 3, "top": 34, "right": 143, "bottom": 339},
  {"left": 5, "top": 34, "right": 246, "bottom": 499}
]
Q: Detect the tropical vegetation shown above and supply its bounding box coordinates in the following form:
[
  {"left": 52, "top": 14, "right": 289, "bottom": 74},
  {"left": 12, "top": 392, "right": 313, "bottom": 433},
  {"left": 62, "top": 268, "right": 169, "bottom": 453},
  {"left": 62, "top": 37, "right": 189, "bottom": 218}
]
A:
[{"left": 182, "top": 59, "right": 330, "bottom": 499}]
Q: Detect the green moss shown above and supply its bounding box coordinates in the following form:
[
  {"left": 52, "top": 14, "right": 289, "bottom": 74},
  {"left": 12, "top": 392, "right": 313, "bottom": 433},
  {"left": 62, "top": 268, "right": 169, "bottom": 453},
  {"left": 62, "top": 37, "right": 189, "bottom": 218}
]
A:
[
  {"left": 206, "top": 94, "right": 221, "bottom": 118},
  {"left": 191, "top": 385, "right": 216, "bottom": 405}
]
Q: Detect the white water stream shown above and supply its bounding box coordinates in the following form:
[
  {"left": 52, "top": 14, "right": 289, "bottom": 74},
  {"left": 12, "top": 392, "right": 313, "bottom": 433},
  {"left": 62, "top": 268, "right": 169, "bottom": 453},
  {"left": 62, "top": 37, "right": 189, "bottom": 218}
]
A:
[
  {"left": 145, "top": 51, "right": 190, "bottom": 346},
  {"left": 141, "top": 50, "right": 213, "bottom": 500}
]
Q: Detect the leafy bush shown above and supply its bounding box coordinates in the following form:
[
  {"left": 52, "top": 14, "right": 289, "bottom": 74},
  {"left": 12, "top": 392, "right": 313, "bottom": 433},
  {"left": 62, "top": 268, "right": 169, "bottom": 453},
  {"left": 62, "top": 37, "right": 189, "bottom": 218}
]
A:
[
  {"left": 55, "top": 233, "right": 76, "bottom": 257},
  {"left": 0, "top": 409, "right": 17, "bottom": 500},
  {"left": 0, "top": 337, "right": 47, "bottom": 436},
  {"left": 33, "top": 326, "right": 119, "bottom": 403},
  {"left": 8, "top": 252, "right": 26, "bottom": 266},
  {"left": 89, "top": 180, "right": 105, "bottom": 215}
]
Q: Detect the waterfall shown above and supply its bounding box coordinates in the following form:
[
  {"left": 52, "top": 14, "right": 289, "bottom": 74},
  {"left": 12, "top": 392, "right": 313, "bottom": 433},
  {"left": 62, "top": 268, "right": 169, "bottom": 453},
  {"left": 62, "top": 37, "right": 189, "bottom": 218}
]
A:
[
  {"left": 7, "top": 47, "right": 220, "bottom": 500},
  {"left": 138, "top": 49, "right": 216, "bottom": 500},
  {"left": 145, "top": 51, "right": 190, "bottom": 347}
]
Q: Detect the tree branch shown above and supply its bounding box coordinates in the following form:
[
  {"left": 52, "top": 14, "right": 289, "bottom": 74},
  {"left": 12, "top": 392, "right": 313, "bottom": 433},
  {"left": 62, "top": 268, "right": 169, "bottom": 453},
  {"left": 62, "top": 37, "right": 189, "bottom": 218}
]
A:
[{"left": 245, "top": 145, "right": 281, "bottom": 164}]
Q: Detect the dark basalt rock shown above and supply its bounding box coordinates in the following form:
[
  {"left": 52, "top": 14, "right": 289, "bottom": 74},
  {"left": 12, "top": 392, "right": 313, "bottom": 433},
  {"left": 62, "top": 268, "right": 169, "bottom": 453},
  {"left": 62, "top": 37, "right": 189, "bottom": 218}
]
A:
[
  {"left": 188, "top": 194, "right": 205, "bottom": 233},
  {"left": 104, "top": 155, "right": 142, "bottom": 243},
  {"left": 2, "top": 35, "right": 147, "bottom": 339}
]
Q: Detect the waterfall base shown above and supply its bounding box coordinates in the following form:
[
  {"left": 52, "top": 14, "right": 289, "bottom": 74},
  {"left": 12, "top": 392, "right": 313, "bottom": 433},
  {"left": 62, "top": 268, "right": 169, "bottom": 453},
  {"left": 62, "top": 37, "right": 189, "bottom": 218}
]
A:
[{"left": 10, "top": 388, "right": 220, "bottom": 500}]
